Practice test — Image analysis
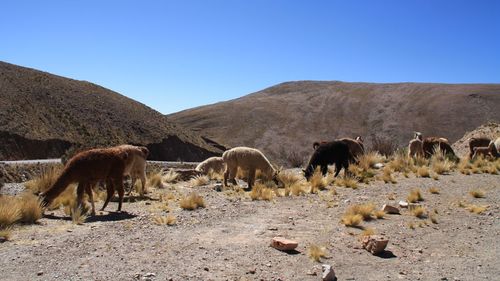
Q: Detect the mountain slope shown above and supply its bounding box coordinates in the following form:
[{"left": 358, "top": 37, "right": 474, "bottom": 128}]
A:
[
  {"left": 169, "top": 81, "right": 500, "bottom": 163},
  {"left": 0, "top": 61, "right": 224, "bottom": 160}
]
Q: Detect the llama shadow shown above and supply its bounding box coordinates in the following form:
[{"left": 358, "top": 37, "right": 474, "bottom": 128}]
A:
[
  {"left": 123, "top": 195, "right": 158, "bottom": 203},
  {"left": 43, "top": 211, "right": 137, "bottom": 223},
  {"left": 279, "top": 249, "right": 301, "bottom": 255}
]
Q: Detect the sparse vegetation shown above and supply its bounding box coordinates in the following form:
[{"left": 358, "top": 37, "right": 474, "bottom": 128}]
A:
[
  {"left": 373, "top": 210, "right": 385, "bottom": 219},
  {"left": 163, "top": 169, "right": 180, "bottom": 183},
  {"left": 309, "top": 169, "right": 328, "bottom": 192},
  {"left": 379, "top": 167, "right": 397, "bottom": 184},
  {"left": 411, "top": 206, "right": 427, "bottom": 218},
  {"left": 335, "top": 176, "right": 359, "bottom": 189},
  {"left": 466, "top": 204, "right": 488, "bottom": 214},
  {"left": 429, "top": 187, "right": 440, "bottom": 194},
  {"left": 416, "top": 166, "right": 430, "bottom": 178},
  {"left": 345, "top": 203, "right": 376, "bottom": 221},
  {"left": 147, "top": 171, "right": 164, "bottom": 189},
  {"left": 469, "top": 189, "right": 485, "bottom": 198},
  {"left": 189, "top": 175, "right": 210, "bottom": 187},
  {"left": 308, "top": 244, "right": 327, "bottom": 262},
  {"left": 153, "top": 215, "right": 177, "bottom": 226},
  {"left": 70, "top": 206, "right": 87, "bottom": 225},
  {"left": 249, "top": 183, "right": 275, "bottom": 201},
  {"left": 179, "top": 192, "right": 205, "bottom": 210},
  {"left": 407, "top": 189, "right": 424, "bottom": 203},
  {"left": 17, "top": 192, "right": 43, "bottom": 224},
  {"left": 0, "top": 196, "right": 22, "bottom": 228},
  {"left": 341, "top": 213, "right": 363, "bottom": 227}
]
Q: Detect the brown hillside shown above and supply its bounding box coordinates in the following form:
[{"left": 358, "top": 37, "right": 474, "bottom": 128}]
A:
[
  {"left": 0, "top": 61, "right": 224, "bottom": 160},
  {"left": 169, "top": 81, "right": 500, "bottom": 164}
]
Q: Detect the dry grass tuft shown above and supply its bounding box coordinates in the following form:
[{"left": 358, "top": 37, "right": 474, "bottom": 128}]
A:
[
  {"left": 189, "top": 175, "right": 210, "bottom": 187},
  {"left": 0, "top": 228, "right": 12, "bottom": 241},
  {"left": 335, "top": 176, "right": 359, "bottom": 189},
  {"left": 147, "top": 171, "right": 164, "bottom": 189},
  {"left": 179, "top": 192, "right": 206, "bottom": 210},
  {"left": 308, "top": 244, "right": 327, "bottom": 262},
  {"left": 70, "top": 206, "right": 87, "bottom": 225},
  {"left": 346, "top": 203, "right": 376, "bottom": 221},
  {"left": 0, "top": 196, "right": 22, "bottom": 228},
  {"left": 429, "top": 213, "right": 438, "bottom": 224},
  {"left": 416, "top": 166, "right": 430, "bottom": 178},
  {"left": 466, "top": 204, "right": 488, "bottom": 214},
  {"left": 428, "top": 187, "right": 440, "bottom": 194},
  {"left": 153, "top": 215, "right": 177, "bottom": 226},
  {"left": 430, "top": 149, "right": 454, "bottom": 175},
  {"left": 249, "top": 183, "right": 275, "bottom": 201},
  {"left": 288, "top": 181, "right": 309, "bottom": 196},
  {"left": 17, "top": 192, "right": 43, "bottom": 224},
  {"left": 207, "top": 169, "right": 223, "bottom": 181},
  {"left": 411, "top": 206, "right": 427, "bottom": 218},
  {"left": 407, "top": 189, "right": 424, "bottom": 203},
  {"left": 469, "top": 189, "right": 485, "bottom": 198},
  {"left": 408, "top": 222, "right": 415, "bottom": 229},
  {"left": 341, "top": 214, "right": 363, "bottom": 227},
  {"left": 360, "top": 227, "right": 376, "bottom": 237},
  {"left": 379, "top": 167, "right": 397, "bottom": 184},
  {"left": 309, "top": 169, "right": 328, "bottom": 192},
  {"left": 24, "top": 165, "right": 63, "bottom": 194},
  {"left": 373, "top": 210, "right": 385, "bottom": 219},
  {"left": 358, "top": 152, "right": 385, "bottom": 171},
  {"left": 163, "top": 169, "right": 180, "bottom": 183},
  {"left": 277, "top": 170, "right": 303, "bottom": 187}
]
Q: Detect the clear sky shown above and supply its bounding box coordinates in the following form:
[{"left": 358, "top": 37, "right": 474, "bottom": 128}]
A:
[{"left": 1, "top": 0, "right": 499, "bottom": 114}]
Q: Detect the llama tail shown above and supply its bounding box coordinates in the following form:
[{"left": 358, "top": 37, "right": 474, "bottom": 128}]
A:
[{"left": 40, "top": 166, "right": 74, "bottom": 208}]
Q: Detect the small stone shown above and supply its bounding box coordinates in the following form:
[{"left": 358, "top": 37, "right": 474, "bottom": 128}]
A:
[
  {"left": 145, "top": 202, "right": 151, "bottom": 205},
  {"left": 37, "top": 271, "right": 44, "bottom": 276},
  {"left": 321, "top": 264, "right": 336, "bottom": 281},
  {"left": 270, "top": 237, "right": 298, "bottom": 251},
  {"left": 214, "top": 183, "right": 223, "bottom": 192},
  {"left": 382, "top": 204, "right": 400, "bottom": 214},
  {"left": 268, "top": 227, "right": 278, "bottom": 231},
  {"left": 66, "top": 229, "right": 73, "bottom": 232},
  {"left": 399, "top": 201, "right": 409, "bottom": 208},
  {"left": 362, "top": 235, "right": 389, "bottom": 255},
  {"left": 204, "top": 267, "right": 209, "bottom": 271},
  {"left": 373, "top": 163, "right": 385, "bottom": 169},
  {"left": 247, "top": 269, "right": 256, "bottom": 274},
  {"left": 144, "top": 273, "right": 155, "bottom": 277},
  {"left": 0, "top": 237, "right": 7, "bottom": 243}
]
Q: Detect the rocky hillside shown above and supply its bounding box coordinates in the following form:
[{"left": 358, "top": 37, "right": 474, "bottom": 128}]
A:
[
  {"left": 452, "top": 122, "right": 500, "bottom": 157},
  {"left": 169, "top": 81, "right": 500, "bottom": 164},
  {"left": 0, "top": 61, "right": 225, "bottom": 161}
]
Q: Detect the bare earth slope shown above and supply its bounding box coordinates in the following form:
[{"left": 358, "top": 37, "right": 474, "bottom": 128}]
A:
[
  {"left": 169, "top": 81, "right": 500, "bottom": 163},
  {"left": 0, "top": 61, "right": 224, "bottom": 161}
]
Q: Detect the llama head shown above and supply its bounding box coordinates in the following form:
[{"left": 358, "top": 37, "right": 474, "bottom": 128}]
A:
[
  {"left": 303, "top": 165, "right": 314, "bottom": 180},
  {"left": 355, "top": 136, "right": 364, "bottom": 143}
]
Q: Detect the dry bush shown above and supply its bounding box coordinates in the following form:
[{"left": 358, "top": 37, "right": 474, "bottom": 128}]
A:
[
  {"left": 0, "top": 196, "right": 21, "bottom": 228},
  {"left": 360, "top": 227, "right": 376, "bottom": 237},
  {"left": 17, "top": 192, "right": 43, "bottom": 224},
  {"left": 189, "top": 175, "right": 210, "bottom": 187},
  {"left": 428, "top": 187, "right": 440, "bottom": 194},
  {"left": 373, "top": 210, "right": 385, "bottom": 219},
  {"left": 348, "top": 164, "right": 376, "bottom": 184},
  {"left": 24, "top": 165, "right": 63, "bottom": 194},
  {"left": 179, "top": 192, "right": 205, "bottom": 210},
  {"left": 411, "top": 206, "right": 427, "bottom": 218},
  {"left": 335, "top": 176, "right": 359, "bottom": 189},
  {"left": 287, "top": 181, "right": 309, "bottom": 196},
  {"left": 469, "top": 189, "right": 485, "bottom": 198},
  {"left": 407, "top": 189, "right": 424, "bottom": 203},
  {"left": 431, "top": 150, "right": 454, "bottom": 175},
  {"left": 341, "top": 213, "right": 363, "bottom": 227},
  {"left": 358, "top": 152, "right": 385, "bottom": 170},
  {"left": 70, "top": 206, "right": 87, "bottom": 225},
  {"left": 308, "top": 244, "right": 327, "bottom": 262},
  {"left": 379, "top": 167, "right": 397, "bottom": 184},
  {"left": 153, "top": 215, "right": 176, "bottom": 226},
  {"left": 370, "top": 136, "right": 398, "bottom": 157},
  {"left": 416, "top": 166, "right": 430, "bottom": 178},
  {"left": 277, "top": 170, "right": 303, "bottom": 187},
  {"left": 309, "top": 169, "right": 328, "bottom": 192},
  {"left": 457, "top": 158, "right": 472, "bottom": 175},
  {"left": 0, "top": 228, "right": 12, "bottom": 241},
  {"left": 388, "top": 151, "right": 414, "bottom": 173},
  {"left": 163, "top": 169, "right": 180, "bottom": 183},
  {"left": 147, "top": 171, "right": 164, "bottom": 189},
  {"left": 249, "top": 183, "right": 275, "bottom": 201},
  {"left": 346, "top": 203, "right": 376, "bottom": 221},
  {"left": 408, "top": 222, "right": 415, "bottom": 229},
  {"left": 466, "top": 204, "right": 488, "bottom": 214}
]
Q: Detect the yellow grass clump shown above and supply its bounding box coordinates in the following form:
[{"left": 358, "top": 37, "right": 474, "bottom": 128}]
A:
[
  {"left": 335, "top": 175, "right": 359, "bottom": 189},
  {"left": 24, "top": 165, "right": 63, "bottom": 194},
  {"left": 0, "top": 196, "right": 22, "bottom": 228},
  {"left": 466, "top": 204, "right": 488, "bottom": 214},
  {"left": 189, "top": 175, "right": 210, "bottom": 187},
  {"left": 373, "top": 210, "right": 385, "bottom": 219},
  {"left": 416, "top": 166, "right": 430, "bottom": 178},
  {"left": 207, "top": 169, "right": 223, "bottom": 181},
  {"left": 379, "top": 167, "right": 397, "bottom": 184},
  {"left": 163, "top": 169, "right": 180, "bottom": 183},
  {"left": 429, "top": 213, "right": 438, "bottom": 224},
  {"left": 358, "top": 152, "right": 385, "bottom": 170},
  {"left": 407, "top": 189, "right": 424, "bottom": 203},
  {"left": 341, "top": 214, "right": 363, "bottom": 227},
  {"left": 469, "top": 189, "right": 485, "bottom": 198},
  {"left": 346, "top": 203, "right": 376, "bottom": 221},
  {"left": 69, "top": 206, "right": 87, "bottom": 225},
  {"left": 147, "top": 171, "right": 165, "bottom": 189},
  {"left": 153, "top": 215, "right": 177, "bottom": 226},
  {"left": 309, "top": 169, "right": 328, "bottom": 193},
  {"left": 411, "top": 206, "right": 427, "bottom": 218},
  {"left": 179, "top": 192, "right": 206, "bottom": 210},
  {"left": 0, "top": 228, "right": 12, "bottom": 241},
  {"left": 308, "top": 244, "right": 327, "bottom": 262},
  {"left": 249, "top": 183, "right": 275, "bottom": 201},
  {"left": 17, "top": 192, "right": 43, "bottom": 224},
  {"left": 428, "top": 187, "right": 440, "bottom": 194}
]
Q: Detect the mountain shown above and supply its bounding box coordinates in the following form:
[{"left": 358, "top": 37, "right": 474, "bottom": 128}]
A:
[
  {"left": 169, "top": 81, "right": 500, "bottom": 164},
  {"left": 0, "top": 61, "right": 225, "bottom": 161}
]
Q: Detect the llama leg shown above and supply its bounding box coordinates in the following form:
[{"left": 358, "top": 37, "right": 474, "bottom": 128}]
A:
[
  {"left": 343, "top": 160, "right": 349, "bottom": 178},
  {"left": 321, "top": 165, "right": 328, "bottom": 176},
  {"left": 116, "top": 177, "right": 125, "bottom": 212},
  {"left": 101, "top": 179, "right": 114, "bottom": 211},
  {"left": 247, "top": 169, "right": 256, "bottom": 190},
  {"left": 140, "top": 171, "right": 147, "bottom": 195},
  {"left": 85, "top": 183, "right": 96, "bottom": 216},
  {"left": 76, "top": 182, "right": 85, "bottom": 213},
  {"left": 333, "top": 163, "right": 341, "bottom": 177},
  {"left": 223, "top": 167, "right": 229, "bottom": 187}
]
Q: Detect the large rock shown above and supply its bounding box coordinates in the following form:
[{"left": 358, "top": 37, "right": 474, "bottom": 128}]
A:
[
  {"left": 321, "top": 264, "right": 337, "bottom": 281},
  {"left": 382, "top": 204, "right": 400, "bottom": 214},
  {"left": 362, "top": 235, "right": 389, "bottom": 255},
  {"left": 270, "top": 237, "right": 298, "bottom": 251}
]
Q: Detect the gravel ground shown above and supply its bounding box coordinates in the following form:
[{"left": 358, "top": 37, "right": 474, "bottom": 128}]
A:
[{"left": 0, "top": 171, "right": 499, "bottom": 281}]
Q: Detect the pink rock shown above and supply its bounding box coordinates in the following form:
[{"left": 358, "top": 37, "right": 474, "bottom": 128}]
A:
[{"left": 270, "top": 237, "right": 298, "bottom": 251}]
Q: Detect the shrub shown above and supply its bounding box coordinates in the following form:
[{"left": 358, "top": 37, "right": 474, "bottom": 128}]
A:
[
  {"left": 308, "top": 244, "right": 327, "bottom": 262},
  {"left": 179, "top": 193, "right": 205, "bottom": 210}
]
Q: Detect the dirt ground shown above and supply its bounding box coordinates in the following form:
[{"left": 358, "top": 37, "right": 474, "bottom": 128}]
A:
[{"left": 0, "top": 170, "right": 499, "bottom": 281}]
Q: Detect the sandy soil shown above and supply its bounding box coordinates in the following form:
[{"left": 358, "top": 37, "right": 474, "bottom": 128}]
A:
[{"left": 1, "top": 171, "right": 499, "bottom": 281}]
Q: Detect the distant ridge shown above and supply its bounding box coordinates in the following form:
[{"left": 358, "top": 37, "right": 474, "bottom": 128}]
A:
[
  {"left": 169, "top": 80, "right": 500, "bottom": 164},
  {"left": 0, "top": 61, "right": 225, "bottom": 160}
]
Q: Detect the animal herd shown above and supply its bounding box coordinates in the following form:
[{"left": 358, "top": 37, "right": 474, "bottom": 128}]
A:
[{"left": 40, "top": 133, "right": 500, "bottom": 217}]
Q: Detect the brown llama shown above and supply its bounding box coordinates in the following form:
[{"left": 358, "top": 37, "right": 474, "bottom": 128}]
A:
[
  {"left": 41, "top": 147, "right": 130, "bottom": 215},
  {"left": 114, "top": 145, "right": 149, "bottom": 196},
  {"left": 422, "top": 137, "right": 458, "bottom": 161},
  {"left": 408, "top": 132, "right": 424, "bottom": 158},
  {"left": 468, "top": 137, "right": 491, "bottom": 159},
  {"left": 472, "top": 141, "right": 500, "bottom": 160}
]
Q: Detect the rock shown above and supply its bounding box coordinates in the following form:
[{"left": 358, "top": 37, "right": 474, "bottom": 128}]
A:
[
  {"left": 373, "top": 163, "right": 385, "bottom": 169},
  {"left": 144, "top": 273, "right": 156, "bottom": 277},
  {"left": 0, "top": 237, "right": 7, "bottom": 243},
  {"left": 321, "top": 264, "right": 336, "bottom": 281},
  {"left": 362, "top": 235, "right": 389, "bottom": 255},
  {"left": 399, "top": 201, "right": 409, "bottom": 208},
  {"left": 37, "top": 271, "right": 44, "bottom": 276},
  {"left": 214, "top": 183, "right": 223, "bottom": 192},
  {"left": 270, "top": 237, "right": 298, "bottom": 251},
  {"left": 382, "top": 204, "right": 400, "bottom": 214},
  {"left": 247, "top": 268, "right": 256, "bottom": 274}
]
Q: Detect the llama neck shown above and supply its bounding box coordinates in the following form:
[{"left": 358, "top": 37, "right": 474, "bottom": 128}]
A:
[{"left": 41, "top": 167, "right": 74, "bottom": 206}]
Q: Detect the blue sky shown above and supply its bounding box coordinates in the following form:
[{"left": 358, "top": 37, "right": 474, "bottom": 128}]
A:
[{"left": 1, "top": 0, "right": 499, "bottom": 114}]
